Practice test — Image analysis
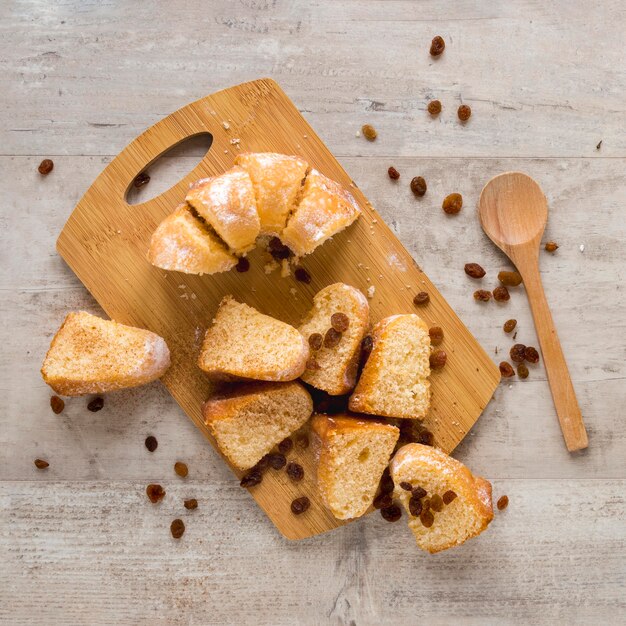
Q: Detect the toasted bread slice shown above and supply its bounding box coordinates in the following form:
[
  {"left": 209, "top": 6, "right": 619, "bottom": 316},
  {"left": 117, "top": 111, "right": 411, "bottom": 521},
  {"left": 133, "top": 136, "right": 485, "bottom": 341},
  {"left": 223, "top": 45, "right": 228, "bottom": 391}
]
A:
[
  {"left": 235, "top": 152, "right": 309, "bottom": 236},
  {"left": 311, "top": 415, "right": 399, "bottom": 520},
  {"left": 390, "top": 444, "right": 494, "bottom": 553},
  {"left": 280, "top": 169, "right": 361, "bottom": 257},
  {"left": 147, "top": 204, "right": 237, "bottom": 275},
  {"left": 198, "top": 296, "right": 309, "bottom": 381},
  {"left": 349, "top": 314, "right": 431, "bottom": 420},
  {"left": 203, "top": 381, "right": 313, "bottom": 470},
  {"left": 185, "top": 166, "right": 260, "bottom": 254},
  {"left": 41, "top": 311, "right": 170, "bottom": 396},
  {"left": 299, "top": 283, "right": 369, "bottom": 395}
]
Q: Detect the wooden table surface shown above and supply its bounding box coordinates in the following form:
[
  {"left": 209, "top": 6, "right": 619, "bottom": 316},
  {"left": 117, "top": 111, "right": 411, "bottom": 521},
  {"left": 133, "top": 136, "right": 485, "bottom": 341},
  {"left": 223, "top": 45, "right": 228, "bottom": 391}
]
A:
[{"left": 1, "top": 1, "right": 624, "bottom": 624}]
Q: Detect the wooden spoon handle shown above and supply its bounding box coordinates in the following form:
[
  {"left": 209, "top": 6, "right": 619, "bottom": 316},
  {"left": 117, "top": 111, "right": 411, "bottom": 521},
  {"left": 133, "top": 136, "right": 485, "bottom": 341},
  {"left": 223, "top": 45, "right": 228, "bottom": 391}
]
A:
[{"left": 519, "top": 257, "right": 588, "bottom": 451}]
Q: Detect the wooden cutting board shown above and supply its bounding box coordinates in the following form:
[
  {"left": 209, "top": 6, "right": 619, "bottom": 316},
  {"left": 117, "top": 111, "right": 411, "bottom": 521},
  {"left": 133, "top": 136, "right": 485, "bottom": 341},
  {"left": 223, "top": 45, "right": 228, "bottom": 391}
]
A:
[{"left": 57, "top": 78, "right": 500, "bottom": 540}]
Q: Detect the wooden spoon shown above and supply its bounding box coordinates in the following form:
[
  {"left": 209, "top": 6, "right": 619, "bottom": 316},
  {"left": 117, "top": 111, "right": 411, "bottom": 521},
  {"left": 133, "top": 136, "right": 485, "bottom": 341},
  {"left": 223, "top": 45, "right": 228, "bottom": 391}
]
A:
[{"left": 479, "top": 172, "right": 588, "bottom": 452}]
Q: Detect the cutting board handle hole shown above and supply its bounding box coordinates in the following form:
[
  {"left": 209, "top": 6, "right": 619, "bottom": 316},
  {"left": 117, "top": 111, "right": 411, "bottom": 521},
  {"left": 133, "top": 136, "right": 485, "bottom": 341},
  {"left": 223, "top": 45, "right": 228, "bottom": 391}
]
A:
[{"left": 125, "top": 132, "right": 213, "bottom": 205}]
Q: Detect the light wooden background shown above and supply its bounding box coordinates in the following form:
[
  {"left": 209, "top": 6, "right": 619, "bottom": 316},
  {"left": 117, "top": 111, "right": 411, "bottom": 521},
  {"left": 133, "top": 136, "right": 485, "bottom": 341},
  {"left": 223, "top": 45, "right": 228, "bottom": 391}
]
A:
[{"left": 1, "top": 1, "right": 624, "bottom": 624}]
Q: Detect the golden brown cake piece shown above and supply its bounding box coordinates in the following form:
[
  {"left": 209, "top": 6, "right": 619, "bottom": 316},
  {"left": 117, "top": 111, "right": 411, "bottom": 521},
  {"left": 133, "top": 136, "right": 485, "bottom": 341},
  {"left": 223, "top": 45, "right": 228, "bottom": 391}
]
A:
[
  {"left": 147, "top": 204, "right": 237, "bottom": 275},
  {"left": 235, "top": 152, "right": 309, "bottom": 236},
  {"left": 311, "top": 415, "right": 399, "bottom": 520},
  {"left": 349, "top": 314, "right": 431, "bottom": 420},
  {"left": 203, "top": 381, "right": 313, "bottom": 470},
  {"left": 390, "top": 444, "right": 494, "bottom": 553},
  {"left": 185, "top": 166, "right": 260, "bottom": 254},
  {"left": 280, "top": 169, "right": 361, "bottom": 257},
  {"left": 41, "top": 312, "right": 170, "bottom": 396},
  {"left": 299, "top": 283, "right": 369, "bottom": 395}
]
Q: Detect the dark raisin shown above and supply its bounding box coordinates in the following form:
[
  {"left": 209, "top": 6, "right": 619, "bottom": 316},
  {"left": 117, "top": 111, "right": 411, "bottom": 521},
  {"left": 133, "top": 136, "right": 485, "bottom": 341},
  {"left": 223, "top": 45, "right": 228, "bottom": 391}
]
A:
[
  {"left": 410, "top": 176, "right": 427, "bottom": 197},
  {"left": 133, "top": 172, "right": 150, "bottom": 188},
  {"left": 420, "top": 510, "right": 435, "bottom": 528},
  {"left": 493, "top": 286, "right": 510, "bottom": 302},
  {"left": 503, "top": 319, "right": 517, "bottom": 333},
  {"left": 498, "top": 271, "right": 523, "bottom": 287},
  {"left": 294, "top": 267, "right": 311, "bottom": 284},
  {"left": 474, "top": 289, "right": 492, "bottom": 302},
  {"left": 324, "top": 327, "right": 342, "bottom": 348},
  {"left": 429, "top": 350, "right": 447, "bottom": 369},
  {"left": 38, "top": 159, "right": 54, "bottom": 175},
  {"left": 174, "top": 462, "right": 188, "bottom": 477},
  {"left": 517, "top": 363, "right": 529, "bottom": 379},
  {"left": 380, "top": 469, "right": 395, "bottom": 494},
  {"left": 418, "top": 430, "right": 434, "bottom": 446},
  {"left": 510, "top": 344, "right": 526, "bottom": 363},
  {"left": 235, "top": 257, "right": 250, "bottom": 272},
  {"left": 87, "top": 397, "right": 104, "bottom": 412},
  {"left": 429, "top": 35, "right": 445, "bottom": 56},
  {"left": 442, "top": 490, "right": 457, "bottom": 505},
  {"left": 465, "top": 262, "right": 485, "bottom": 278},
  {"left": 362, "top": 124, "right": 377, "bottom": 141},
  {"left": 184, "top": 498, "right": 198, "bottom": 510},
  {"left": 267, "top": 453, "right": 287, "bottom": 470},
  {"left": 422, "top": 497, "right": 431, "bottom": 511},
  {"left": 427, "top": 100, "right": 442, "bottom": 115},
  {"left": 291, "top": 496, "right": 311, "bottom": 515},
  {"left": 412, "top": 486, "right": 427, "bottom": 500},
  {"left": 278, "top": 438, "right": 293, "bottom": 454},
  {"left": 331, "top": 312, "right": 350, "bottom": 333},
  {"left": 286, "top": 462, "right": 304, "bottom": 482},
  {"left": 256, "top": 456, "right": 270, "bottom": 471},
  {"left": 457, "top": 104, "right": 472, "bottom": 121},
  {"left": 497, "top": 495, "right": 509, "bottom": 510},
  {"left": 443, "top": 193, "right": 463, "bottom": 214},
  {"left": 524, "top": 346, "right": 540, "bottom": 364},
  {"left": 308, "top": 333, "right": 323, "bottom": 351},
  {"left": 373, "top": 492, "right": 393, "bottom": 509},
  {"left": 413, "top": 291, "right": 430, "bottom": 306},
  {"left": 240, "top": 469, "right": 262, "bottom": 488},
  {"left": 360, "top": 335, "right": 374, "bottom": 363},
  {"left": 381, "top": 505, "right": 402, "bottom": 522},
  {"left": 306, "top": 357, "right": 321, "bottom": 371},
  {"left": 34, "top": 459, "right": 49, "bottom": 469},
  {"left": 408, "top": 496, "right": 423, "bottom": 517},
  {"left": 544, "top": 241, "right": 559, "bottom": 252},
  {"left": 499, "top": 362, "right": 515, "bottom": 377},
  {"left": 145, "top": 436, "right": 158, "bottom": 452},
  {"left": 296, "top": 435, "right": 309, "bottom": 450},
  {"left": 388, "top": 166, "right": 400, "bottom": 180},
  {"left": 429, "top": 326, "right": 444, "bottom": 346},
  {"left": 268, "top": 237, "right": 292, "bottom": 260},
  {"left": 399, "top": 481, "right": 413, "bottom": 491},
  {"left": 146, "top": 483, "right": 166, "bottom": 503},
  {"left": 170, "top": 518, "right": 185, "bottom": 539},
  {"left": 430, "top": 494, "right": 444, "bottom": 512},
  {"left": 50, "top": 395, "right": 64, "bottom": 414}
]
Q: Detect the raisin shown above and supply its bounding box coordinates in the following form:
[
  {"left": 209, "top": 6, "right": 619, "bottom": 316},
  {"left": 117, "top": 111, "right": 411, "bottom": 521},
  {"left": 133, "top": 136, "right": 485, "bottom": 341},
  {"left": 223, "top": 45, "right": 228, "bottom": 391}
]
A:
[
  {"left": 430, "top": 494, "right": 444, "bottom": 512},
  {"left": 388, "top": 166, "right": 400, "bottom": 180},
  {"left": 410, "top": 176, "right": 427, "bottom": 197},
  {"left": 286, "top": 462, "right": 304, "bottom": 482},
  {"left": 422, "top": 497, "right": 431, "bottom": 511},
  {"left": 474, "top": 290, "right": 492, "bottom": 302},
  {"left": 429, "top": 326, "right": 444, "bottom": 346},
  {"left": 268, "top": 453, "right": 287, "bottom": 470},
  {"left": 240, "top": 469, "right": 262, "bottom": 488},
  {"left": 380, "top": 505, "right": 402, "bottom": 522},
  {"left": 413, "top": 291, "right": 430, "bottom": 306},
  {"left": 50, "top": 395, "right": 64, "bottom": 414},
  {"left": 457, "top": 104, "right": 472, "bottom": 121},
  {"left": 294, "top": 267, "right": 311, "bottom": 284},
  {"left": 442, "top": 490, "right": 457, "bottom": 505},
  {"left": 256, "top": 456, "right": 271, "bottom": 472},
  {"left": 34, "top": 459, "right": 49, "bottom": 469},
  {"left": 87, "top": 397, "right": 104, "bottom": 412},
  {"left": 510, "top": 344, "right": 526, "bottom": 363},
  {"left": 517, "top": 363, "right": 529, "bottom": 379},
  {"left": 296, "top": 434, "right": 309, "bottom": 449},
  {"left": 499, "top": 362, "right": 515, "bottom": 377},
  {"left": 146, "top": 484, "right": 166, "bottom": 503},
  {"left": 412, "top": 486, "right": 427, "bottom": 500},
  {"left": 429, "top": 351, "right": 447, "bottom": 369},
  {"left": 38, "top": 159, "right": 54, "bottom": 175},
  {"left": 498, "top": 271, "right": 523, "bottom": 287},
  {"left": 503, "top": 319, "right": 517, "bottom": 333},
  {"left": 291, "top": 496, "right": 311, "bottom": 515},
  {"left": 184, "top": 498, "right": 198, "bottom": 510},
  {"left": 420, "top": 509, "right": 435, "bottom": 528},
  {"left": 307, "top": 333, "right": 323, "bottom": 351},
  {"left": 408, "top": 496, "right": 423, "bottom": 517},
  {"left": 399, "top": 481, "right": 413, "bottom": 491},
  {"left": 418, "top": 430, "right": 434, "bottom": 446},
  {"left": 278, "top": 438, "right": 293, "bottom": 454},
  {"left": 268, "top": 237, "right": 292, "bottom": 260},
  {"left": 306, "top": 357, "right": 321, "bottom": 371},
  {"left": 331, "top": 312, "right": 350, "bottom": 332},
  {"left": 362, "top": 124, "right": 377, "bottom": 141},
  {"left": 443, "top": 193, "right": 463, "bottom": 215},
  {"left": 545, "top": 241, "right": 559, "bottom": 252},
  {"left": 235, "top": 257, "right": 250, "bottom": 272},
  {"left": 324, "top": 327, "right": 342, "bottom": 348},
  {"left": 170, "top": 518, "right": 185, "bottom": 539},
  {"left": 497, "top": 495, "right": 509, "bottom": 510},
  {"left": 133, "top": 172, "right": 150, "bottom": 188},
  {"left": 145, "top": 436, "right": 158, "bottom": 452},
  {"left": 174, "top": 462, "right": 188, "bottom": 478},
  {"left": 361, "top": 335, "right": 374, "bottom": 358},
  {"left": 524, "top": 346, "right": 540, "bottom": 364},
  {"left": 373, "top": 492, "right": 393, "bottom": 509},
  {"left": 464, "top": 262, "right": 485, "bottom": 278},
  {"left": 493, "top": 286, "right": 510, "bottom": 302},
  {"left": 429, "top": 35, "right": 445, "bottom": 56},
  {"left": 379, "top": 469, "right": 395, "bottom": 494},
  {"left": 427, "top": 100, "right": 442, "bottom": 115}
]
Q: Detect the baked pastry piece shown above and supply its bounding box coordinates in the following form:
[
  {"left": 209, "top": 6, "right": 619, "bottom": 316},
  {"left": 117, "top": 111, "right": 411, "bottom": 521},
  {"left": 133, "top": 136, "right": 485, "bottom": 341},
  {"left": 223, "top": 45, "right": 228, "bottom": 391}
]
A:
[
  {"left": 203, "top": 381, "right": 313, "bottom": 470},
  {"left": 280, "top": 169, "right": 361, "bottom": 257},
  {"left": 234, "top": 152, "right": 309, "bottom": 236},
  {"left": 311, "top": 415, "right": 399, "bottom": 520},
  {"left": 198, "top": 296, "right": 309, "bottom": 381},
  {"left": 185, "top": 166, "right": 260, "bottom": 254},
  {"left": 390, "top": 444, "right": 494, "bottom": 553},
  {"left": 299, "top": 283, "right": 369, "bottom": 395},
  {"left": 349, "top": 314, "right": 431, "bottom": 419},
  {"left": 41, "top": 311, "right": 170, "bottom": 396},
  {"left": 147, "top": 204, "right": 237, "bottom": 275}
]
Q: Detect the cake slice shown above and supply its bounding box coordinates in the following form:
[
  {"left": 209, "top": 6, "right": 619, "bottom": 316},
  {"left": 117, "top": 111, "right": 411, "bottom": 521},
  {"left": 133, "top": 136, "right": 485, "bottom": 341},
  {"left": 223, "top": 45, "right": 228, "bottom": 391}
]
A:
[
  {"left": 390, "top": 444, "right": 494, "bottom": 553},
  {"left": 235, "top": 152, "right": 309, "bottom": 236},
  {"left": 203, "top": 381, "right": 313, "bottom": 470},
  {"left": 311, "top": 415, "right": 399, "bottom": 520},
  {"left": 198, "top": 296, "right": 309, "bottom": 381},
  {"left": 280, "top": 169, "right": 361, "bottom": 257},
  {"left": 299, "top": 283, "right": 369, "bottom": 395},
  {"left": 147, "top": 204, "right": 237, "bottom": 275},
  {"left": 349, "top": 314, "right": 431, "bottom": 420},
  {"left": 185, "top": 166, "right": 260, "bottom": 254},
  {"left": 41, "top": 311, "right": 170, "bottom": 396}
]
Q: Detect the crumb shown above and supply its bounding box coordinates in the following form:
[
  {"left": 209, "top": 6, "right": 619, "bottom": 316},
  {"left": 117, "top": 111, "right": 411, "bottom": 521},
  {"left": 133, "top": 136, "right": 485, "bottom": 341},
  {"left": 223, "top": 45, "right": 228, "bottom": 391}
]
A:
[
  {"left": 495, "top": 346, "right": 499, "bottom": 354},
  {"left": 280, "top": 258, "right": 291, "bottom": 278},
  {"left": 191, "top": 293, "right": 197, "bottom": 300},
  {"left": 116, "top": 229, "right": 121, "bottom": 234},
  {"left": 230, "top": 138, "right": 240, "bottom": 145},
  {"left": 224, "top": 149, "right": 229, "bottom": 154},
  {"left": 579, "top": 244, "right": 585, "bottom": 252},
  {"left": 355, "top": 131, "right": 361, "bottom": 137},
  {"left": 178, "top": 284, "right": 186, "bottom": 289},
  {"left": 289, "top": 287, "right": 297, "bottom": 296},
  {"left": 180, "top": 293, "right": 189, "bottom": 299},
  {"left": 596, "top": 140, "right": 602, "bottom": 150},
  {"left": 264, "top": 260, "right": 279, "bottom": 274},
  {"left": 222, "top": 121, "right": 230, "bottom": 130},
  {"left": 303, "top": 134, "right": 308, "bottom": 138},
  {"left": 367, "top": 286, "right": 376, "bottom": 299},
  {"left": 508, "top": 385, "right": 513, "bottom": 389},
  {"left": 372, "top": 219, "right": 378, "bottom": 224}
]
